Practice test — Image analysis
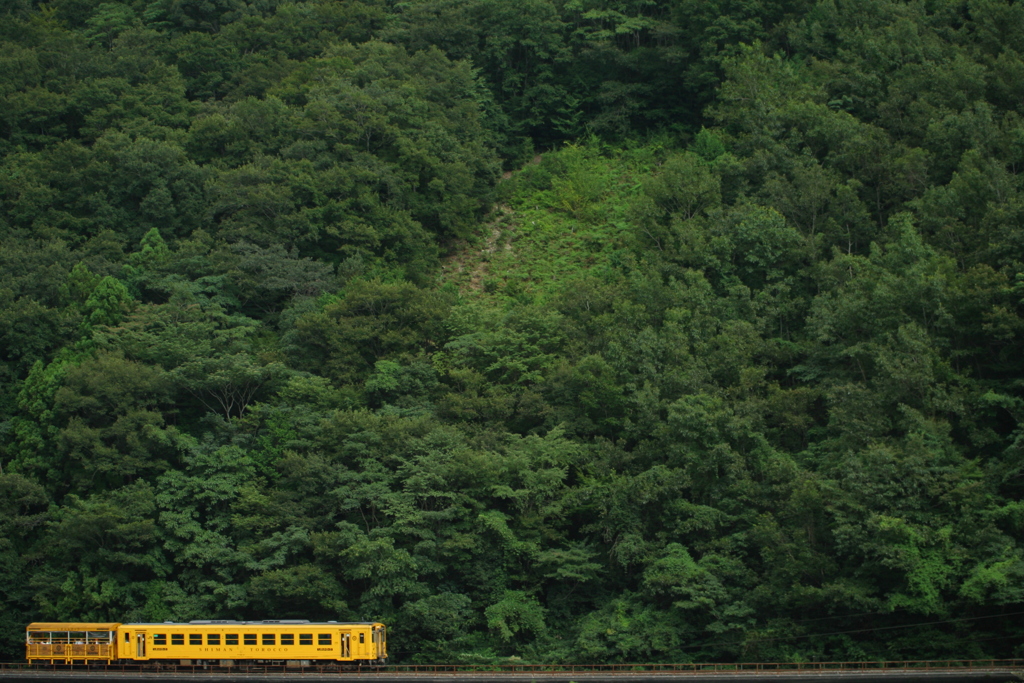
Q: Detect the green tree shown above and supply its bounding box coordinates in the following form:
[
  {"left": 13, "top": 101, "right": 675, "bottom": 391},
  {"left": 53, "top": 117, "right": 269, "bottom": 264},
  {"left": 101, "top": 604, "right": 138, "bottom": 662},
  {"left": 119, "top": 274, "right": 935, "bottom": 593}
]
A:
[{"left": 293, "top": 279, "right": 450, "bottom": 384}]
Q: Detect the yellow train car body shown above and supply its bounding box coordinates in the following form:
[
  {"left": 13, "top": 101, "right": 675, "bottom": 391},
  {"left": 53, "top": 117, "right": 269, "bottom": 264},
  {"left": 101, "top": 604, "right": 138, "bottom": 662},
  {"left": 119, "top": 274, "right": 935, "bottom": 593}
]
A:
[{"left": 27, "top": 620, "right": 387, "bottom": 666}]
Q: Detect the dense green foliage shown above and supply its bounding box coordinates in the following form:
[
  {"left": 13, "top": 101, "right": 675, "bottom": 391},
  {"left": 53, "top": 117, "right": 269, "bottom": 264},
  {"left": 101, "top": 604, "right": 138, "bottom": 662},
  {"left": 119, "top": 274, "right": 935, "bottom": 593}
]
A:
[{"left": 2, "top": 0, "right": 1024, "bottom": 665}]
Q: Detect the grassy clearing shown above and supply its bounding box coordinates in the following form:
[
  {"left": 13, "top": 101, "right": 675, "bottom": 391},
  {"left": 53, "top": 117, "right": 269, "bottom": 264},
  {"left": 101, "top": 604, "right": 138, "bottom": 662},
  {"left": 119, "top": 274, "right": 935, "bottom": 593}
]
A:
[{"left": 440, "top": 140, "right": 663, "bottom": 303}]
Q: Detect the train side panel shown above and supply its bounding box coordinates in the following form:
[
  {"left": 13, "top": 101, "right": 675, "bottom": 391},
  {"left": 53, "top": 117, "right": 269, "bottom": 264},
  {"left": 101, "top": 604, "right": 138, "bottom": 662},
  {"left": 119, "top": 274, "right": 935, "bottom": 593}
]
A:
[{"left": 117, "top": 622, "right": 386, "bottom": 664}]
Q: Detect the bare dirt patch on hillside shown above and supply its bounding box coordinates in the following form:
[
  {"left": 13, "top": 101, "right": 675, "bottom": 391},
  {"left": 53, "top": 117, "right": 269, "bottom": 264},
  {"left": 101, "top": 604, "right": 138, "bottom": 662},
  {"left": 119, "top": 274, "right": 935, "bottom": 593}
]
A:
[{"left": 441, "top": 205, "right": 515, "bottom": 292}]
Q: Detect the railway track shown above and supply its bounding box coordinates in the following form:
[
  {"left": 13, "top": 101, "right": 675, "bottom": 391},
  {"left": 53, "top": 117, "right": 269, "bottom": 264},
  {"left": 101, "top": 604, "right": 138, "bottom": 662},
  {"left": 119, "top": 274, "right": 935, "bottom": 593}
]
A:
[{"left": 0, "top": 661, "right": 1022, "bottom": 683}]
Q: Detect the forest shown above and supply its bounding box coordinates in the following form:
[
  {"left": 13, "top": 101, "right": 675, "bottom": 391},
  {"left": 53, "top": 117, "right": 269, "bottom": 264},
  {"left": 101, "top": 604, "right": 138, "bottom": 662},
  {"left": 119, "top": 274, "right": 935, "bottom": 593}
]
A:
[{"left": 2, "top": 0, "right": 1024, "bottom": 664}]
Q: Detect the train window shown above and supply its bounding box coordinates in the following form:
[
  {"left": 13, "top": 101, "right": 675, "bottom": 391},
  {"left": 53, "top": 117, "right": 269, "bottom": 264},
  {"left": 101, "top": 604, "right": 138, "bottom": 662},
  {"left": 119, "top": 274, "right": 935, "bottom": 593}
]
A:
[
  {"left": 125, "top": 634, "right": 130, "bottom": 643},
  {"left": 317, "top": 634, "right": 332, "bottom": 646},
  {"left": 153, "top": 634, "right": 167, "bottom": 645},
  {"left": 262, "top": 634, "right": 275, "bottom": 645},
  {"left": 28, "top": 633, "right": 48, "bottom": 644},
  {"left": 359, "top": 633, "right": 364, "bottom": 644},
  {"left": 226, "top": 635, "right": 238, "bottom": 645},
  {"left": 171, "top": 635, "right": 184, "bottom": 646},
  {"left": 299, "top": 634, "right": 313, "bottom": 646},
  {"left": 244, "top": 634, "right": 257, "bottom": 645},
  {"left": 189, "top": 634, "right": 202, "bottom": 645},
  {"left": 208, "top": 634, "right": 220, "bottom": 645},
  {"left": 280, "top": 634, "right": 294, "bottom": 646}
]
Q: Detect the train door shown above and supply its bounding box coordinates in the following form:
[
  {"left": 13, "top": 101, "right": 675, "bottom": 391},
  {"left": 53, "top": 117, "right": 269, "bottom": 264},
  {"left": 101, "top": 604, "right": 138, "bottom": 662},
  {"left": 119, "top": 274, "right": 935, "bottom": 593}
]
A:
[
  {"left": 372, "top": 626, "right": 385, "bottom": 661},
  {"left": 136, "top": 632, "right": 147, "bottom": 660},
  {"left": 121, "top": 629, "right": 133, "bottom": 659}
]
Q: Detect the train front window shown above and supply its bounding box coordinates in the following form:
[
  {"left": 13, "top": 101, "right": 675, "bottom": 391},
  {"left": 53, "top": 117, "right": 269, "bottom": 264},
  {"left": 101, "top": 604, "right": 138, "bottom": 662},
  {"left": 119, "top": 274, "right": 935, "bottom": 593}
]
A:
[
  {"left": 189, "top": 634, "right": 202, "bottom": 645},
  {"left": 280, "top": 634, "right": 294, "bottom": 646},
  {"left": 317, "top": 634, "right": 332, "bottom": 646},
  {"left": 226, "top": 634, "right": 238, "bottom": 645},
  {"left": 299, "top": 634, "right": 312, "bottom": 645},
  {"left": 208, "top": 634, "right": 220, "bottom": 645},
  {"left": 171, "top": 634, "right": 184, "bottom": 646},
  {"left": 262, "top": 634, "right": 275, "bottom": 645},
  {"left": 244, "top": 634, "right": 257, "bottom": 645},
  {"left": 153, "top": 634, "right": 167, "bottom": 645}
]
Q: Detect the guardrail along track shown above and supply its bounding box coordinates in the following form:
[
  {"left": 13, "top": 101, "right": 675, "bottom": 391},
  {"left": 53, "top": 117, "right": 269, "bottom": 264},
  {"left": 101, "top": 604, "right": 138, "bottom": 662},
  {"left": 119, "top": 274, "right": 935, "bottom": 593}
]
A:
[{"left": 1, "top": 660, "right": 1023, "bottom": 675}]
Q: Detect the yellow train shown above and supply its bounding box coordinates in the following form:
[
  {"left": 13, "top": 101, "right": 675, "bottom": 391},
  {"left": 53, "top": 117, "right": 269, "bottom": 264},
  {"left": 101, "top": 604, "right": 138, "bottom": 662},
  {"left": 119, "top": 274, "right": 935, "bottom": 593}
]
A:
[{"left": 26, "top": 620, "right": 387, "bottom": 666}]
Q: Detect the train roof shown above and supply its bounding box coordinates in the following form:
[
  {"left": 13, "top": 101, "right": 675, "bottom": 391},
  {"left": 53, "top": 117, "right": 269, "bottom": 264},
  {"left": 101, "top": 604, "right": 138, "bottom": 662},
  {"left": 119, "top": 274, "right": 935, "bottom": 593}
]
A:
[
  {"left": 147, "top": 621, "right": 380, "bottom": 626},
  {"left": 27, "top": 623, "right": 121, "bottom": 630},
  {"left": 28, "top": 621, "right": 382, "bottom": 630}
]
